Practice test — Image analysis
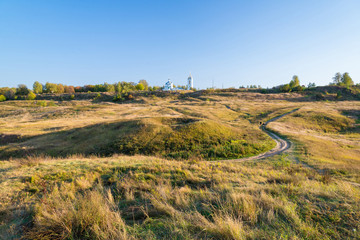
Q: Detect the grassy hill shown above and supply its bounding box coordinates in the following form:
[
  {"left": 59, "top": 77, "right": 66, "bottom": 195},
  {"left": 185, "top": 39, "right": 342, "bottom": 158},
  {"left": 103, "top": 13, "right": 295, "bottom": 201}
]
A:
[{"left": 0, "top": 90, "right": 360, "bottom": 239}]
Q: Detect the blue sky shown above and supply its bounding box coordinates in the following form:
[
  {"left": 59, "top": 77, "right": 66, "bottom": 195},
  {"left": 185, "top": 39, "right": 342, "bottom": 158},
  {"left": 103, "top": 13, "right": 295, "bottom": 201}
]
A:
[{"left": 1, "top": 0, "right": 359, "bottom": 89}]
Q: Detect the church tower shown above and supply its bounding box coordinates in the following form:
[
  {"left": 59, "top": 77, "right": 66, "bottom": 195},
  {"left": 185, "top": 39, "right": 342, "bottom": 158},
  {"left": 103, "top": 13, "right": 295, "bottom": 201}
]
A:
[{"left": 187, "top": 73, "right": 193, "bottom": 90}]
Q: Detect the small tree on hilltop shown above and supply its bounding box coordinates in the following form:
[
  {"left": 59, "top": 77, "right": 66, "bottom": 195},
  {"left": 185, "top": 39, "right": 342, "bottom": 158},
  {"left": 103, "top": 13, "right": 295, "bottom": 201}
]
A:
[
  {"left": 332, "top": 72, "right": 354, "bottom": 87},
  {"left": 332, "top": 72, "right": 342, "bottom": 85},
  {"left": 289, "top": 75, "right": 300, "bottom": 88},
  {"left": 341, "top": 72, "right": 354, "bottom": 87},
  {"left": 33, "top": 81, "right": 43, "bottom": 94}
]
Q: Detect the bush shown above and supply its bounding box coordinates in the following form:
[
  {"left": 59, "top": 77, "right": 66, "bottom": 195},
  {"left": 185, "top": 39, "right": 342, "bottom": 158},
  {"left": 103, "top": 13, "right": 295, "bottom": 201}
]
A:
[
  {"left": 70, "top": 94, "right": 75, "bottom": 100},
  {"left": 93, "top": 93, "right": 101, "bottom": 101},
  {"left": 36, "top": 101, "right": 47, "bottom": 107},
  {"left": 27, "top": 91, "right": 37, "bottom": 100},
  {"left": 292, "top": 85, "right": 304, "bottom": 92},
  {"left": 135, "top": 83, "right": 145, "bottom": 91},
  {"left": 0, "top": 95, "right": 6, "bottom": 102},
  {"left": 113, "top": 94, "right": 124, "bottom": 102},
  {"left": 280, "top": 84, "right": 291, "bottom": 92}
]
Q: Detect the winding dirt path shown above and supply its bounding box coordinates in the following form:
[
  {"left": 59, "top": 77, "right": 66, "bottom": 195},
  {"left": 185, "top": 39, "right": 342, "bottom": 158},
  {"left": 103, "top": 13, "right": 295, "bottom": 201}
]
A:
[
  {"left": 214, "top": 108, "right": 360, "bottom": 188},
  {"left": 215, "top": 108, "right": 299, "bottom": 163}
]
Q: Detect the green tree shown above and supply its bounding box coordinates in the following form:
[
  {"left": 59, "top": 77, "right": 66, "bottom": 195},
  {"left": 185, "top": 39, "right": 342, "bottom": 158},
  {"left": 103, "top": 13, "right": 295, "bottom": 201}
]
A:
[
  {"left": 341, "top": 72, "right": 354, "bottom": 87},
  {"left": 45, "top": 82, "right": 58, "bottom": 93},
  {"left": 135, "top": 83, "right": 145, "bottom": 91},
  {"left": 289, "top": 75, "right": 300, "bottom": 88},
  {"left": 16, "top": 84, "right": 29, "bottom": 95},
  {"left": 332, "top": 72, "right": 342, "bottom": 85},
  {"left": 33, "top": 81, "right": 43, "bottom": 94},
  {"left": 0, "top": 95, "right": 6, "bottom": 102}
]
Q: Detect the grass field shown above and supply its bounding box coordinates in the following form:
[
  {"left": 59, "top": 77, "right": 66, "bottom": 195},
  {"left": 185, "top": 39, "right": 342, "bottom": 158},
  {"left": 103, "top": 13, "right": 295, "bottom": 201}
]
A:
[{"left": 0, "top": 90, "right": 360, "bottom": 239}]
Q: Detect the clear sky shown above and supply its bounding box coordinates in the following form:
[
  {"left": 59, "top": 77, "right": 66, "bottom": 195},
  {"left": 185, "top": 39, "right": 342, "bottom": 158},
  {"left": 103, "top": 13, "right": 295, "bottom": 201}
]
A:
[{"left": 1, "top": 0, "right": 359, "bottom": 89}]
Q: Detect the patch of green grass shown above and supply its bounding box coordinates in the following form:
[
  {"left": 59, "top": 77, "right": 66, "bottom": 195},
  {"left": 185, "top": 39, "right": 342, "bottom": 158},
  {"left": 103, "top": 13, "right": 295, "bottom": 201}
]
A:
[{"left": 110, "top": 117, "right": 275, "bottom": 160}]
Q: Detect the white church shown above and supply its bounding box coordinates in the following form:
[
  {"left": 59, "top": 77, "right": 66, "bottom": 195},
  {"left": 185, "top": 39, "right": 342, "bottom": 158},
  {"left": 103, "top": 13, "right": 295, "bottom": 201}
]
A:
[{"left": 163, "top": 74, "right": 193, "bottom": 91}]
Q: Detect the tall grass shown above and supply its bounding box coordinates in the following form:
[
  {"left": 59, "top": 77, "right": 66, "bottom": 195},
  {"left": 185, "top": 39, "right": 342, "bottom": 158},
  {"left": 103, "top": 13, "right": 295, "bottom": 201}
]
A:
[{"left": 26, "top": 185, "right": 129, "bottom": 240}]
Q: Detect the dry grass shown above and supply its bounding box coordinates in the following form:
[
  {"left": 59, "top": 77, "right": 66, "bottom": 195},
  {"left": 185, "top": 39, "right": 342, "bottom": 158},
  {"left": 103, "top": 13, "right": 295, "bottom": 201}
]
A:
[
  {"left": 268, "top": 101, "right": 360, "bottom": 182},
  {"left": 1, "top": 92, "right": 360, "bottom": 239},
  {"left": 1, "top": 155, "right": 359, "bottom": 239},
  {"left": 25, "top": 185, "right": 129, "bottom": 240}
]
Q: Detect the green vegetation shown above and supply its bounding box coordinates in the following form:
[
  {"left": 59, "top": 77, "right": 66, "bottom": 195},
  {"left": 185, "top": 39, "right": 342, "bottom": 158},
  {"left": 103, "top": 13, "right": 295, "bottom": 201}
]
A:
[
  {"left": 26, "top": 91, "right": 36, "bottom": 100},
  {"left": 110, "top": 118, "right": 274, "bottom": 160},
  {"left": 0, "top": 95, "right": 6, "bottom": 102},
  {"left": 332, "top": 72, "right": 354, "bottom": 87},
  {"left": 0, "top": 116, "right": 274, "bottom": 160},
  {"left": 33, "top": 81, "right": 43, "bottom": 94},
  {"left": 280, "top": 75, "right": 304, "bottom": 92}
]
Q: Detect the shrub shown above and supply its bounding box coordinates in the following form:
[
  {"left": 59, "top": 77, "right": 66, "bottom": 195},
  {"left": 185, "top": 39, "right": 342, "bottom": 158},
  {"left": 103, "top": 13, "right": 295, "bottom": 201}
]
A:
[
  {"left": 0, "top": 95, "right": 6, "bottom": 102},
  {"left": 135, "top": 83, "right": 145, "bottom": 91},
  {"left": 113, "top": 94, "right": 124, "bottom": 102},
  {"left": 93, "top": 93, "right": 101, "bottom": 100},
  {"left": 292, "top": 85, "right": 304, "bottom": 92},
  {"left": 27, "top": 91, "right": 36, "bottom": 100},
  {"left": 36, "top": 101, "right": 47, "bottom": 107},
  {"left": 336, "top": 91, "right": 342, "bottom": 100},
  {"left": 70, "top": 94, "right": 75, "bottom": 100},
  {"left": 280, "top": 84, "right": 291, "bottom": 92}
]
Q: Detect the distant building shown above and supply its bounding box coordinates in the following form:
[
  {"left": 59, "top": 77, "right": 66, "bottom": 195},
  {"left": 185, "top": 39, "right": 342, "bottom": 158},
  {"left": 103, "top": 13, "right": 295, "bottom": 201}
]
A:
[
  {"left": 187, "top": 73, "right": 193, "bottom": 90},
  {"left": 163, "top": 80, "right": 174, "bottom": 91},
  {"left": 163, "top": 74, "right": 194, "bottom": 91}
]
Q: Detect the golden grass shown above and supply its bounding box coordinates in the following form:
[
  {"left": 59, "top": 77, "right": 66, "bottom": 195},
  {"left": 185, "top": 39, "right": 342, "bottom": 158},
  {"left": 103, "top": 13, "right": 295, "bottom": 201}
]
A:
[
  {"left": 0, "top": 155, "right": 359, "bottom": 239},
  {"left": 1, "top": 92, "right": 360, "bottom": 239}
]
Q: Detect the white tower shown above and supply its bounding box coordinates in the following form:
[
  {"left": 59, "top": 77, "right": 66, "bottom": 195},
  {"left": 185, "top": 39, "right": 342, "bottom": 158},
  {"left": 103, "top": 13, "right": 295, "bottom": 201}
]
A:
[{"left": 187, "top": 73, "right": 193, "bottom": 90}]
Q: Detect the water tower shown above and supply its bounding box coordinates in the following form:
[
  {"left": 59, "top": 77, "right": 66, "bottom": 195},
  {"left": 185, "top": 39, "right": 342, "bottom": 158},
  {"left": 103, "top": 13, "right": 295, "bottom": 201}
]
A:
[{"left": 187, "top": 73, "right": 193, "bottom": 90}]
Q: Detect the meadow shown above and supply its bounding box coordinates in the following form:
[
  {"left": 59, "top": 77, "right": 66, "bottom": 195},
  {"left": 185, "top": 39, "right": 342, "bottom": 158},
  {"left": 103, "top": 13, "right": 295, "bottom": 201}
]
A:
[{"left": 0, "top": 89, "right": 359, "bottom": 239}]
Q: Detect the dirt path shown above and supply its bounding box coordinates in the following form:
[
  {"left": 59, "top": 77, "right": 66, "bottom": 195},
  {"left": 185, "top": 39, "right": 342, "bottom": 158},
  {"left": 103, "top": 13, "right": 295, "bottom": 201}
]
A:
[
  {"left": 214, "top": 108, "right": 360, "bottom": 188},
  {"left": 215, "top": 108, "right": 299, "bottom": 163}
]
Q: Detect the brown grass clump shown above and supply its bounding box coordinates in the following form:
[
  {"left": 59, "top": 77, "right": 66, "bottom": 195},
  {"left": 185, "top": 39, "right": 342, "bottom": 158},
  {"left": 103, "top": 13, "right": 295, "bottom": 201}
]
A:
[{"left": 26, "top": 185, "right": 129, "bottom": 240}]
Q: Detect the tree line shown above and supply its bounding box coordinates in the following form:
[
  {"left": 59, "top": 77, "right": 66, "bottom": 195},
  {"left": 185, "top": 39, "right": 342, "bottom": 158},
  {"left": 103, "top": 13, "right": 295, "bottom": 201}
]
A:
[
  {"left": 0, "top": 79, "right": 164, "bottom": 102},
  {"left": 277, "top": 72, "right": 355, "bottom": 93}
]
